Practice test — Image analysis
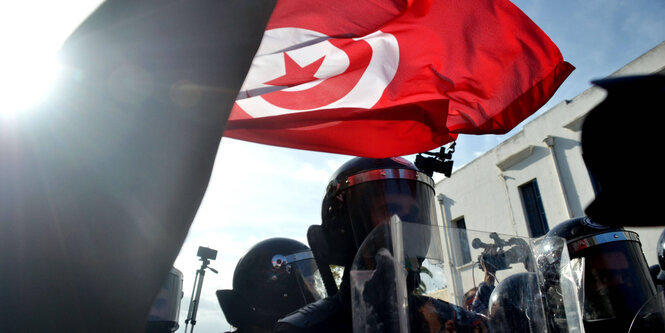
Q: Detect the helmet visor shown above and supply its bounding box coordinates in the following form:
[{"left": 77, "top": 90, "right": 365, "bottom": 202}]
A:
[
  {"left": 343, "top": 177, "right": 437, "bottom": 247},
  {"left": 576, "top": 240, "right": 658, "bottom": 327},
  {"left": 273, "top": 251, "right": 328, "bottom": 306}
]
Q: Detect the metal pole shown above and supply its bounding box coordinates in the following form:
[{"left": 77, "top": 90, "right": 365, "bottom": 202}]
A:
[
  {"left": 184, "top": 268, "right": 200, "bottom": 333},
  {"left": 185, "top": 260, "right": 209, "bottom": 333},
  {"left": 437, "top": 193, "right": 463, "bottom": 305},
  {"left": 189, "top": 268, "right": 206, "bottom": 332}
]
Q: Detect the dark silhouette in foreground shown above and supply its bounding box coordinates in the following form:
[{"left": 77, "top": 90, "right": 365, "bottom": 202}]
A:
[{"left": 0, "top": 1, "right": 275, "bottom": 331}]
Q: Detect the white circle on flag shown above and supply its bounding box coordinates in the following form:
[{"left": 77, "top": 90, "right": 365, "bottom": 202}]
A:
[{"left": 236, "top": 27, "right": 399, "bottom": 117}]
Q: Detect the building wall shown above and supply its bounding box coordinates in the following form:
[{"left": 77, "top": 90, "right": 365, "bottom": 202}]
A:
[{"left": 434, "top": 41, "right": 665, "bottom": 305}]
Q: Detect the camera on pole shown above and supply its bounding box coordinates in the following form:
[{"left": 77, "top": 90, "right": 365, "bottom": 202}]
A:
[
  {"left": 184, "top": 246, "right": 218, "bottom": 333},
  {"left": 414, "top": 142, "right": 456, "bottom": 178}
]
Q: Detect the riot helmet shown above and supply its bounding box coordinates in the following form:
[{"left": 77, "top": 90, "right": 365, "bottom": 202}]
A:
[
  {"left": 321, "top": 157, "right": 438, "bottom": 266},
  {"left": 487, "top": 272, "right": 547, "bottom": 333},
  {"left": 546, "top": 216, "right": 658, "bottom": 332},
  {"left": 275, "top": 158, "right": 440, "bottom": 333},
  {"left": 217, "top": 238, "right": 327, "bottom": 332}
]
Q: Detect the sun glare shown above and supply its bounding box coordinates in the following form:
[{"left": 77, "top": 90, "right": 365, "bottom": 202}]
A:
[
  {"left": 0, "top": 52, "right": 61, "bottom": 116},
  {"left": 0, "top": 1, "right": 102, "bottom": 118}
]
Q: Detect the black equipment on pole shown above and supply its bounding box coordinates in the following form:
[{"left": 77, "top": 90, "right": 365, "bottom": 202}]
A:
[
  {"left": 184, "top": 246, "right": 218, "bottom": 333},
  {"left": 414, "top": 142, "right": 455, "bottom": 177}
]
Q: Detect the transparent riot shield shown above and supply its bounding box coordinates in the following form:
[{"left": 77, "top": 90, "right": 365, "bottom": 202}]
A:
[
  {"left": 350, "top": 216, "right": 410, "bottom": 333},
  {"left": 146, "top": 267, "right": 184, "bottom": 332},
  {"left": 534, "top": 236, "right": 584, "bottom": 333},
  {"left": 350, "top": 216, "right": 582, "bottom": 332}
]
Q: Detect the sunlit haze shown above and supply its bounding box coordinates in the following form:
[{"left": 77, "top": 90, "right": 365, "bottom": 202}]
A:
[{"left": 0, "top": 1, "right": 102, "bottom": 116}]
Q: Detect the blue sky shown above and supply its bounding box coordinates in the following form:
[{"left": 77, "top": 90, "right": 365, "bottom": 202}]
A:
[{"left": 2, "top": 1, "right": 665, "bottom": 332}]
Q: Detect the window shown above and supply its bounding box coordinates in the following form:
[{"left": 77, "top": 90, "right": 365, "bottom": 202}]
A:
[
  {"left": 451, "top": 217, "right": 472, "bottom": 265},
  {"left": 519, "top": 179, "right": 549, "bottom": 237}
]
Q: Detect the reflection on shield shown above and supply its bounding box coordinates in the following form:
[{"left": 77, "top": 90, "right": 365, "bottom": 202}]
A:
[{"left": 350, "top": 216, "right": 584, "bottom": 333}]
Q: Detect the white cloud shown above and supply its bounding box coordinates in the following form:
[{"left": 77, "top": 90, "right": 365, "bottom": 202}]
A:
[
  {"left": 327, "top": 159, "right": 346, "bottom": 173},
  {"left": 293, "top": 162, "right": 334, "bottom": 183}
]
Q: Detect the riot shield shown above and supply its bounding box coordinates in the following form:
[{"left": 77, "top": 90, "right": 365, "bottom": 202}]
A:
[
  {"left": 350, "top": 216, "right": 582, "bottom": 332},
  {"left": 537, "top": 237, "right": 584, "bottom": 333},
  {"left": 350, "top": 216, "right": 410, "bottom": 333}
]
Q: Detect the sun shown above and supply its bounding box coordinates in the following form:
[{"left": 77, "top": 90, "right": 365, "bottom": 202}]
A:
[
  {"left": 0, "top": 50, "right": 62, "bottom": 116},
  {"left": 0, "top": 1, "right": 102, "bottom": 117}
]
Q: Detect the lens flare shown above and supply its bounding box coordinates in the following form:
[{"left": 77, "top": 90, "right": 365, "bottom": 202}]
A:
[{"left": 0, "top": 53, "right": 61, "bottom": 116}]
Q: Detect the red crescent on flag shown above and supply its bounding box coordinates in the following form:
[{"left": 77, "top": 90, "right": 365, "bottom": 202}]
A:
[
  {"left": 260, "top": 38, "right": 372, "bottom": 110},
  {"left": 232, "top": 28, "right": 399, "bottom": 120}
]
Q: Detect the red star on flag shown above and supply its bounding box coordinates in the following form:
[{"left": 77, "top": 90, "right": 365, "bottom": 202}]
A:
[{"left": 265, "top": 53, "right": 325, "bottom": 87}]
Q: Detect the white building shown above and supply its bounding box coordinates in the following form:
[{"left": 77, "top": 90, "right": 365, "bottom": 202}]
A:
[{"left": 434, "top": 41, "right": 665, "bottom": 305}]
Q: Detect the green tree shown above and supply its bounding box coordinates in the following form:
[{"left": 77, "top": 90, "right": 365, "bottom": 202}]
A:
[{"left": 414, "top": 266, "right": 433, "bottom": 295}]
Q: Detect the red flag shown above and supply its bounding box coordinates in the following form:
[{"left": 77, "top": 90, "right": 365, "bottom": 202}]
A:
[{"left": 223, "top": 0, "right": 574, "bottom": 158}]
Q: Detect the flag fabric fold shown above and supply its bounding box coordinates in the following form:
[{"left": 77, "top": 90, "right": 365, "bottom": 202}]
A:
[{"left": 223, "top": 0, "right": 574, "bottom": 158}]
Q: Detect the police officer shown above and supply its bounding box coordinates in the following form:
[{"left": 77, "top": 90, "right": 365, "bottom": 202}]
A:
[
  {"left": 544, "top": 217, "right": 660, "bottom": 332},
  {"left": 275, "top": 157, "right": 485, "bottom": 332},
  {"left": 217, "top": 238, "right": 326, "bottom": 333}
]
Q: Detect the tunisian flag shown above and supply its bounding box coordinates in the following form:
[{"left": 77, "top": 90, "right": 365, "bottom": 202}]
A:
[{"left": 223, "top": 0, "right": 574, "bottom": 158}]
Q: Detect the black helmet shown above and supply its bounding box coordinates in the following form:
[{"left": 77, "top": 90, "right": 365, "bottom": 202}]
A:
[
  {"left": 546, "top": 216, "right": 657, "bottom": 332},
  {"left": 321, "top": 157, "right": 437, "bottom": 266},
  {"left": 216, "top": 238, "right": 326, "bottom": 331},
  {"left": 488, "top": 272, "right": 545, "bottom": 333}
]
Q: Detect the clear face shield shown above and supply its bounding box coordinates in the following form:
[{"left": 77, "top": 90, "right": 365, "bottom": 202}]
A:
[
  {"left": 271, "top": 250, "right": 328, "bottom": 307},
  {"left": 338, "top": 168, "right": 438, "bottom": 249},
  {"left": 146, "top": 268, "right": 184, "bottom": 332},
  {"left": 561, "top": 231, "right": 665, "bottom": 332},
  {"left": 350, "top": 217, "right": 584, "bottom": 333},
  {"left": 218, "top": 248, "right": 327, "bottom": 331}
]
